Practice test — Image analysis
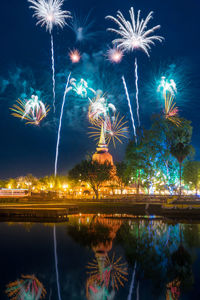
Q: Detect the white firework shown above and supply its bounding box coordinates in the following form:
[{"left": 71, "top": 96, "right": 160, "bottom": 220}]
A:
[
  {"left": 23, "top": 95, "right": 47, "bottom": 120},
  {"left": 28, "top": 0, "right": 71, "bottom": 33},
  {"left": 106, "top": 7, "right": 163, "bottom": 57}
]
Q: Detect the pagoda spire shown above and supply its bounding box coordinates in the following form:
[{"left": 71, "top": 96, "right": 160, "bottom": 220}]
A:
[
  {"left": 96, "top": 123, "right": 108, "bottom": 152},
  {"left": 99, "top": 123, "right": 106, "bottom": 146}
]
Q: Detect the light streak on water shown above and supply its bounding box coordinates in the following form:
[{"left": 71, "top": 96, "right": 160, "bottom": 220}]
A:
[
  {"left": 53, "top": 225, "right": 62, "bottom": 300},
  {"left": 127, "top": 262, "right": 137, "bottom": 300}
]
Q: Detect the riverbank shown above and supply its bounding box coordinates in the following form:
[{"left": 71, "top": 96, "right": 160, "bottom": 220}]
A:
[{"left": 0, "top": 197, "right": 200, "bottom": 221}]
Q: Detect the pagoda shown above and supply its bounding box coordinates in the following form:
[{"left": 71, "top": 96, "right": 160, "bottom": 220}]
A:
[{"left": 92, "top": 123, "right": 114, "bottom": 166}]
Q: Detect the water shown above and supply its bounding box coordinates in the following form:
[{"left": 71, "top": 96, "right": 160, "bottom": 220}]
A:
[{"left": 1, "top": 214, "right": 200, "bottom": 299}]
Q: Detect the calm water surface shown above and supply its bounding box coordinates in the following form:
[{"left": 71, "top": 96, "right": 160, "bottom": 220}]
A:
[{"left": 0, "top": 214, "right": 200, "bottom": 299}]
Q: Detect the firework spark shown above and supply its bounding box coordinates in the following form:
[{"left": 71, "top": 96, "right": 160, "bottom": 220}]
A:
[
  {"left": 10, "top": 95, "right": 50, "bottom": 126},
  {"left": 106, "top": 6, "right": 164, "bottom": 126},
  {"left": 164, "top": 94, "right": 181, "bottom": 126},
  {"left": 87, "top": 253, "right": 128, "bottom": 291},
  {"left": 88, "top": 113, "right": 129, "bottom": 148},
  {"left": 69, "top": 49, "right": 81, "bottom": 63},
  {"left": 28, "top": 0, "right": 71, "bottom": 112},
  {"left": 107, "top": 47, "right": 123, "bottom": 64},
  {"left": 5, "top": 275, "right": 46, "bottom": 300}
]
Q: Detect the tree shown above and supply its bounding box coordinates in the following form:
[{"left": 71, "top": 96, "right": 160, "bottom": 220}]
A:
[
  {"left": 183, "top": 161, "right": 200, "bottom": 195},
  {"left": 68, "top": 160, "right": 112, "bottom": 200},
  {"left": 170, "top": 143, "right": 194, "bottom": 195},
  {"left": 115, "top": 162, "right": 129, "bottom": 194}
]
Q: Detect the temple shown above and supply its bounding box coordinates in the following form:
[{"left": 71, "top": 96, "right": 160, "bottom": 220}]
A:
[{"left": 92, "top": 123, "right": 114, "bottom": 166}]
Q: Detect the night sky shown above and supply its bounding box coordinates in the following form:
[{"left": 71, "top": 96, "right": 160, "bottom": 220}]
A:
[{"left": 0, "top": 0, "right": 200, "bottom": 179}]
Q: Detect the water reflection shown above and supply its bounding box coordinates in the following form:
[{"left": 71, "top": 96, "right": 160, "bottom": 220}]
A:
[
  {"left": 6, "top": 275, "right": 46, "bottom": 300},
  {"left": 2, "top": 214, "right": 199, "bottom": 299}
]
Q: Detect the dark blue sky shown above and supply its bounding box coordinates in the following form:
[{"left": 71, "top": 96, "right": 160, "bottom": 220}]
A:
[{"left": 0, "top": 0, "right": 200, "bottom": 178}]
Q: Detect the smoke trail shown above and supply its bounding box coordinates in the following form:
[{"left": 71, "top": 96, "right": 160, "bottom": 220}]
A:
[
  {"left": 51, "top": 34, "right": 56, "bottom": 113},
  {"left": 127, "top": 262, "right": 137, "bottom": 300},
  {"left": 53, "top": 225, "right": 62, "bottom": 300},
  {"left": 135, "top": 58, "right": 140, "bottom": 127},
  {"left": 54, "top": 73, "right": 72, "bottom": 176},
  {"left": 122, "top": 76, "right": 137, "bottom": 144}
]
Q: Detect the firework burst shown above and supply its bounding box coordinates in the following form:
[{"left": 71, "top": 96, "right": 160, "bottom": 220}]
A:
[
  {"left": 69, "top": 49, "right": 81, "bottom": 63},
  {"left": 5, "top": 274, "right": 46, "bottom": 300},
  {"left": 88, "top": 94, "right": 116, "bottom": 124},
  {"left": 87, "top": 253, "right": 128, "bottom": 291},
  {"left": 106, "top": 6, "right": 164, "bottom": 127},
  {"left": 164, "top": 94, "right": 181, "bottom": 126},
  {"left": 28, "top": 0, "right": 71, "bottom": 113},
  {"left": 107, "top": 47, "right": 123, "bottom": 64},
  {"left": 10, "top": 96, "right": 50, "bottom": 126},
  {"left": 88, "top": 113, "right": 128, "bottom": 148},
  {"left": 106, "top": 7, "right": 163, "bottom": 56},
  {"left": 28, "top": 0, "right": 71, "bottom": 33}
]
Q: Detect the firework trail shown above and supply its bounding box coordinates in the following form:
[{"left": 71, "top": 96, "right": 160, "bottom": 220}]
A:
[
  {"left": 54, "top": 225, "right": 62, "bottom": 300},
  {"left": 51, "top": 34, "right": 56, "bottom": 112},
  {"left": 28, "top": 0, "right": 71, "bottom": 113},
  {"left": 55, "top": 73, "right": 71, "bottom": 177},
  {"left": 135, "top": 58, "right": 140, "bottom": 127},
  {"left": 122, "top": 76, "right": 137, "bottom": 143},
  {"left": 106, "top": 7, "right": 163, "bottom": 127},
  {"left": 127, "top": 262, "right": 137, "bottom": 300}
]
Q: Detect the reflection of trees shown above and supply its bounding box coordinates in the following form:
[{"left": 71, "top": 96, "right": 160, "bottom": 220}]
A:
[{"left": 115, "top": 220, "right": 193, "bottom": 297}]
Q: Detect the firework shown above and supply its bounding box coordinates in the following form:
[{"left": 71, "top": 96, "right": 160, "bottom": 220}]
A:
[
  {"left": 122, "top": 76, "right": 137, "bottom": 143},
  {"left": 70, "top": 11, "right": 96, "bottom": 43},
  {"left": 88, "top": 113, "right": 129, "bottom": 148},
  {"left": 157, "top": 76, "right": 177, "bottom": 98},
  {"left": 69, "top": 49, "right": 81, "bottom": 63},
  {"left": 106, "top": 7, "right": 164, "bottom": 126},
  {"left": 5, "top": 274, "right": 46, "bottom": 300},
  {"left": 55, "top": 72, "right": 72, "bottom": 177},
  {"left": 10, "top": 95, "right": 50, "bottom": 125},
  {"left": 164, "top": 94, "right": 181, "bottom": 126},
  {"left": 70, "top": 78, "right": 96, "bottom": 98},
  {"left": 88, "top": 94, "right": 116, "bottom": 124},
  {"left": 87, "top": 253, "right": 128, "bottom": 291},
  {"left": 107, "top": 47, "right": 123, "bottom": 64},
  {"left": 28, "top": 0, "right": 71, "bottom": 112},
  {"left": 106, "top": 7, "right": 163, "bottom": 56}
]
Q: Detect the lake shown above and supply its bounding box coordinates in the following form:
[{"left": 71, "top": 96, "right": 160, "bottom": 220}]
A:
[{"left": 0, "top": 213, "right": 200, "bottom": 299}]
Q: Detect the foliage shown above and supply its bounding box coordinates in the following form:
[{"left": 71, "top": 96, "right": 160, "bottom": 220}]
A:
[
  {"left": 68, "top": 160, "right": 112, "bottom": 199},
  {"left": 183, "top": 161, "right": 200, "bottom": 194}
]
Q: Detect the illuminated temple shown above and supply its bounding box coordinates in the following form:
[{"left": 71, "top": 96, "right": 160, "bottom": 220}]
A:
[{"left": 92, "top": 124, "right": 114, "bottom": 166}]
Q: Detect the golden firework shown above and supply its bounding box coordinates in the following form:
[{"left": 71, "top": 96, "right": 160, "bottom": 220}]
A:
[
  {"left": 5, "top": 274, "right": 47, "bottom": 300},
  {"left": 86, "top": 253, "right": 128, "bottom": 290},
  {"left": 88, "top": 113, "right": 129, "bottom": 147},
  {"left": 164, "top": 94, "right": 181, "bottom": 127},
  {"left": 10, "top": 98, "right": 50, "bottom": 126}
]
